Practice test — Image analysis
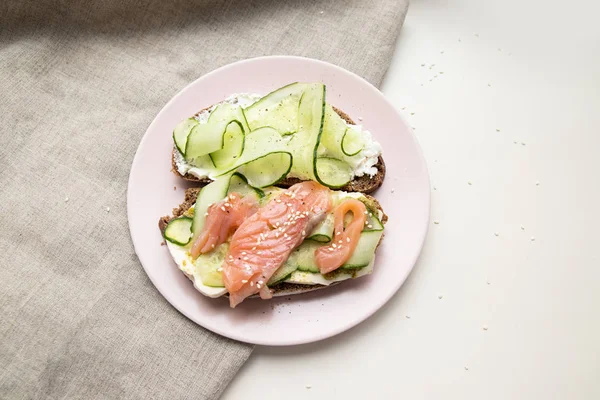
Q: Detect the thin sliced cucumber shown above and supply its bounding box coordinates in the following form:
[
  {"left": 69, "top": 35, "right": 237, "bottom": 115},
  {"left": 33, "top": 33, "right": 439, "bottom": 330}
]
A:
[
  {"left": 307, "top": 213, "right": 334, "bottom": 242},
  {"left": 237, "top": 152, "right": 292, "bottom": 188},
  {"left": 287, "top": 83, "right": 325, "bottom": 181},
  {"left": 185, "top": 104, "right": 248, "bottom": 162},
  {"left": 173, "top": 118, "right": 198, "bottom": 155},
  {"left": 228, "top": 172, "right": 265, "bottom": 199},
  {"left": 164, "top": 216, "right": 193, "bottom": 246},
  {"left": 289, "top": 241, "right": 321, "bottom": 273},
  {"left": 363, "top": 207, "right": 384, "bottom": 231},
  {"left": 209, "top": 121, "right": 245, "bottom": 169},
  {"left": 208, "top": 103, "right": 249, "bottom": 133},
  {"left": 190, "top": 174, "right": 232, "bottom": 240},
  {"left": 341, "top": 230, "right": 384, "bottom": 269},
  {"left": 341, "top": 127, "right": 364, "bottom": 156},
  {"left": 320, "top": 103, "right": 348, "bottom": 157},
  {"left": 196, "top": 243, "right": 229, "bottom": 287},
  {"left": 217, "top": 127, "right": 292, "bottom": 188},
  {"left": 244, "top": 82, "right": 307, "bottom": 134},
  {"left": 267, "top": 260, "right": 298, "bottom": 286},
  {"left": 315, "top": 157, "right": 353, "bottom": 189}
]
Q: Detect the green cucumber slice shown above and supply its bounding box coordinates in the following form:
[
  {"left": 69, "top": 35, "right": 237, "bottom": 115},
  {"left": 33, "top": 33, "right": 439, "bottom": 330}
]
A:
[
  {"left": 217, "top": 127, "right": 293, "bottom": 188},
  {"left": 185, "top": 103, "right": 248, "bottom": 162},
  {"left": 228, "top": 172, "right": 265, "bottom": 199},
  {"left": 307, "top": 213, "right": 334, "bottom": 242},
  {"left": 190, "top": 174, "right": 232, "bottom": 240},
  {"left": 341, "top": 230, "right": 384, "bottom": 269},
  {"left": 244, "top": 82, "right": 307, "bottom": 134},
  {"left": 208, "top": 103, "right": 249, "bottom": 132},
  {"left": 287, "top": 83, "right": 325, "bottom": 181},
  {"left": 363, "top": 207, "right": 384, "bottom": 231},
  {"left": 320, "top": 103, "right": 348, "bottom": 157},
  {"left": 196, "top": 242, "right": 229, "bottom": 287},
  {"left": 315, "top": 157, "right": 353, "bottom": 189},
  {"left": 267, "top": 260, "right": 298, "bottom": 286},
  {"left": 209, "top": 121, "right": 245, "bottom": 169},
  {"left": 341, "top": 127, "right": 364, "bottom": 156},
  {"left": 173, "top": 118, "right": 198, "bottom": 155},
  {"left": 288, "top": 241, "right": 321, "bottom": 273},
  {"left": 236, "top": 152, "right": 292, "bottom": 188},
  {"left": 164, "top": 216, "right": 193, "bottom": 246}
]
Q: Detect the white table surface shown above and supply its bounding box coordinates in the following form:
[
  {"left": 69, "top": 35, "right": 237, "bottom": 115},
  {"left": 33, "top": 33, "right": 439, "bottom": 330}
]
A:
[{"left": 222, "top": 1, "right": 600, "bottom": 398}]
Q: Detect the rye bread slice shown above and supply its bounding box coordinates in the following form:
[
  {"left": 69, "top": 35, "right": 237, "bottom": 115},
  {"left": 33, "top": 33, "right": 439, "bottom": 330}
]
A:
[
  {"left": 171, "top": 105, "right": 386, "bottom": 194},
  {"left": 159, "top": 188, "right": 388, "bottom": 298}
]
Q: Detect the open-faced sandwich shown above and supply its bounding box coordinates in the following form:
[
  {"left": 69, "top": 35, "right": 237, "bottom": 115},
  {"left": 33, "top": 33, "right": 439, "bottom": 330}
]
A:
[
  {"left": 160, "top": 82, "right": 387, "bottom": 307},
  {"left": 171, "top": 82, "right": 385, "bottom": 193}
]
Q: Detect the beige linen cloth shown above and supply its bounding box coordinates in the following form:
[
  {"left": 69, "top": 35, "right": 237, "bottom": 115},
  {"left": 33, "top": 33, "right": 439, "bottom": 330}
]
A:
[{"left": 0, "top": 1, "right": 408, "bottom": 398}]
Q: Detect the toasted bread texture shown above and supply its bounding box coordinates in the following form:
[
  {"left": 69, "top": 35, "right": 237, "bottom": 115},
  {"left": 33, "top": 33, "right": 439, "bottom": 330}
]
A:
[
  {"left": 171, "top": 104, "right": 386, "bottom": 194},
  {"left": 159, "top": 188, "right": 387, "bottom": 297}
]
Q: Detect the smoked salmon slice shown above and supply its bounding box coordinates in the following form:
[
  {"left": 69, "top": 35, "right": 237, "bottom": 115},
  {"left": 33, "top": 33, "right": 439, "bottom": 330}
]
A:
[
  {"left": 191, "top": 193, "right": 259, "bottom": 258},
  {"left": 315, "top": 198, "right": 367, "bottom": 274},
  {"left": 222, "top": 181, "right": 332, "bottom": 308}
]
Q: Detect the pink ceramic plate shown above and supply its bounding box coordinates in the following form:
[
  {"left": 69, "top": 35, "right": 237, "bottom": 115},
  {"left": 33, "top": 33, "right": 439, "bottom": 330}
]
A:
[{"left": 127, "top": 56, "right": 430, "bottom": 346}]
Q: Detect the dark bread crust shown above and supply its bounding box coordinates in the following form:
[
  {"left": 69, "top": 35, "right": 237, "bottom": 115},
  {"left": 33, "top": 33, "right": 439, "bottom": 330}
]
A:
[
  {"left": 171, "top": 105, "right": 385, "bottom": 194},
  {"left": 159, "top": 187, "right": 387, "bottom": 297}
]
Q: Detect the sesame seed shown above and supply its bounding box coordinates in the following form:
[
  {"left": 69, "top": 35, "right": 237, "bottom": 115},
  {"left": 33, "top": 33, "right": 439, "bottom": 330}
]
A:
[
  {"left": 217, "top": 267, "right": 223, "bottom": 272},
  {"left": 338, "top": 240, "right": 343, "bottom": 244},
  {"left": 521, "top": 142, "right": 526, "bottom": 146},
  {"left": 438, "top": 294, "right": 443, "bottom": 299},
  {"left": 482, "top": 325, "right": 488, "bottom": 331},
  {"left": 242, "top": 280, "right": 248, "bottom": 283},
  {"left": 243, "top": 256, "right": 249, "bottom": 261},
  {"left": 494, "top": 232, "right": 499, "bottom": 237},
  {"left": 346, "top": 237, "right": 350, "bottom": 243},
  {"left": 535, "top": 181, "right": 540, "bottom": 186},
  {"left": 241, "top": 251, "right": 246, "bottom": 255},
  {"left": 287, "top": 203, "right": 292, "bottom": 207},
  {"left": 464, "top": 366, "right": 469, "bottom": 371},
  {"left": 530, "top": 236, "right": 536, "bottom": 241},
  {"left": 105, "top": 206, "right": 110, "bottom": 213},
  {"left": 220, "top": 206, "right": 226, "bottom": 211},
  {"left": 225, "top": 202, "right": 231, "bottom": 207},
  {"left": 406, "top": 315, "right": 411, "bottom": 319},
  {"left": 364, "top": 211, "right": 368, "bottom": 215},
  {"left": 367, "top": 224, "right": 373, "bottom": 229},
  {"left": 306, "top": 384, "right": 312, "bottom": 389},
  {"left": 275, "top": 232, "right": 279, "bottom": 238},
  {"left": 64, "top": 197, "right": 69, "bottom": 202},
  {"left": 358, "top": 116, "right": 363, "bottom": 121},
  {"left": 283, "top": 233, "right": 288, "bottom": 238},
  {"left": 332, "top": 243, "right": 337, "bottom": 248},
  {"left": 257, "top": 250, "right": 262, "bottom": 255},
  {"left": 301, "top": 230, "right": 306, "bottom": 236},
  {"left": 250, "top": 281, "right": 254, "bottom": 286},
  {"left": 204, "top": 212, "right": 209, "bottom": 216},
  {"left": 211, "top": 244, "right": 215, "bottom": 248},
  {"left": 257, "top": 284, "right": 261, "bottom": 289},
  {"left": 251, "top": 246, "right": 257, "bottom": 250},
  {"left": 258, "top": 280, "right": 264, "bottom": 285},
  {"left": 468, "top": 181, "right": 472, "bottom": 185},
  {"left": 391, "top": 188, "right": 395, "bottom": 193},
  {"left": 275, "top": 199, "right": 281, "bottom": 203},
  {"left": 521, "top": 225, "right": 525, "bottom": 230}
]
